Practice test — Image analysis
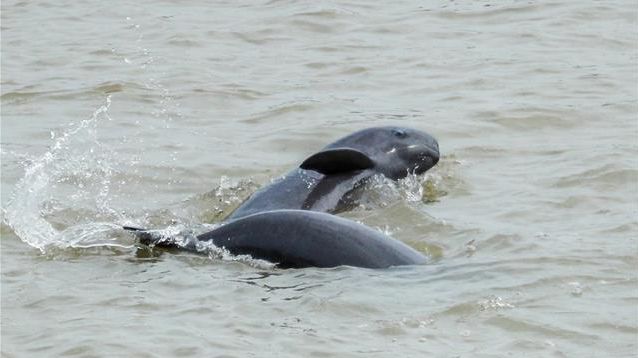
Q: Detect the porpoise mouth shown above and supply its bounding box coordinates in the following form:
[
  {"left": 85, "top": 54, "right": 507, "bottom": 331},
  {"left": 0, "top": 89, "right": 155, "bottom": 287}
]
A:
[{"left": 405, "top": 144, "right": 440, "bottom": 174}]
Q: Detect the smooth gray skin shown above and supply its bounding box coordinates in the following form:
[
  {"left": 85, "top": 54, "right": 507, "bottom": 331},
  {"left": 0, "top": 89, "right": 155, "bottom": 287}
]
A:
[
  {"left": 227, "top": 126, "right": 440, "bottom": 220},
  {"left": 126, "top": 210, "right": 427, "bottom": 268},
  {"left": 125, "top": 127, "right": 438, "bottom": 268},
  {"left": 198, "top": 210, "right": 427, "bottom": 268}
]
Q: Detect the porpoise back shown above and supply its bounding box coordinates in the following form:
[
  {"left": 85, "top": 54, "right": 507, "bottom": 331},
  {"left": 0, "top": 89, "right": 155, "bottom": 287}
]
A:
[{"left": 199, "top": 210, "right": 427, "bottom": 268}]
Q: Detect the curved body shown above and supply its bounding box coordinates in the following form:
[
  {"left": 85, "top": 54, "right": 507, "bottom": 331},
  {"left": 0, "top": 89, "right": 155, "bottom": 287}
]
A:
[
  {"left": 227, "top": 168, "right": 371, "bottom": 219},
  {"left": 125, "top": 127, "right": 438, "bottom": 269},
  {"left": 227, "top": 126, "right": 439, "bottom": 220},
  {"left": 198, "top": 210, "right": 427, "bottom": 268}
]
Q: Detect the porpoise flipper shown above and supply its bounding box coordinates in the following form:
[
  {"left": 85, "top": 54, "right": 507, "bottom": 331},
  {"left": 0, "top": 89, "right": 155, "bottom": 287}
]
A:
[{"left": 300, "top": 147, "right": 375, "bottom": 175}]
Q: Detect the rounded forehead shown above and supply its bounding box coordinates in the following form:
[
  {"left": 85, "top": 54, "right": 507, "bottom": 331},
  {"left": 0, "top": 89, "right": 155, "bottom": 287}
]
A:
[
  {"left": 358, "top": 126, "right": 431, "bottom": 138},
  {"left": 327, "top": 126, "right": 433, "bottom": 146}
]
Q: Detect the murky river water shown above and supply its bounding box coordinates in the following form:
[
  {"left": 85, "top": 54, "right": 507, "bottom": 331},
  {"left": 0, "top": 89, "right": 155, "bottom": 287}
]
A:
[{"left": 2, "top": 1, "right": 637, "bottom": 357}]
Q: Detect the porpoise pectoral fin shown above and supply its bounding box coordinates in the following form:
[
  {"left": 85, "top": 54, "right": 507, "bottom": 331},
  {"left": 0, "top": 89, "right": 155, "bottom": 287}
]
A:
[{"left": 300, "top": 147, "right": 375, "bottom": 175}]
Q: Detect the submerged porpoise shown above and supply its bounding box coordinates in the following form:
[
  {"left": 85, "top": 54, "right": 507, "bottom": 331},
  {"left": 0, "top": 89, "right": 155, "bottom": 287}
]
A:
[{"left": 128, "top": 210, "right": 427, "bottom": 269}]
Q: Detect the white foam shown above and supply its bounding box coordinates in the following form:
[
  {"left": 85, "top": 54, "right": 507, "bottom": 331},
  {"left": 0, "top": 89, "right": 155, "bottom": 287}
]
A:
[{"left": 3, "top": 96, "right": 127, "bottom": 252}]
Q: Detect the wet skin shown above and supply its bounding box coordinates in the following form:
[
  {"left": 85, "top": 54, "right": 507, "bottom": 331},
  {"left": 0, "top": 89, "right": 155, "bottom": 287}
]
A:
[
  {"left": 227, "top": 126, "right": 440, "bottom": 220},
  {"left": 132, "top": 210, "right": 427, "bottom": 269},
  {"left": 126, "top": 127, "right": 439, "bottom": 268}
]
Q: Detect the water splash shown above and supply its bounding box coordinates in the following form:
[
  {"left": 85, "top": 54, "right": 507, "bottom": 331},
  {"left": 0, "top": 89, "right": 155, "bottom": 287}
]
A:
[
  {"left": 354, "top": 172, "right": 439, "bottom": 211},
  {"left": 135, "top": 223, "right": 276, "bottom": 269},
  {"left": 199, "top": 239, "right": 277, "bottom": 270},
  {"left": 3, "top": 16, "right": 191, "bottom": 253},
  {"left": 478, "top": 296, "right": 515, "bottom": 311},
  {"left": 350, "top": 156, "right": 462, "bottom": 212},
  {"left": 3, "top": 96, "right": 130, "bottom": 252},
  {"left": 123, "top": 15, "right": 182, "bottom": 127}
]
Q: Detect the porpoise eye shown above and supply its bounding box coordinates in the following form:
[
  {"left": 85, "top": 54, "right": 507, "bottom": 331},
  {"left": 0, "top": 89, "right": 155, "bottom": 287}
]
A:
[{"left": 392, "top": 129, "right": 407, "bottom": 138}]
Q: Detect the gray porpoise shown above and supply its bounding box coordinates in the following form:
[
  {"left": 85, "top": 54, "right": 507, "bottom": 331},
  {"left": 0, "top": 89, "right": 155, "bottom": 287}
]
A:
[
  {"left": 125, "top": 126, "right": 438, "bottom": 268},
  {"left": 201, "top": 210, "right": 426, "bottom": 268},
  {"left": 227, "top": 126, "right": 439, "bottom": 220},
  {"left": 130, "top": 210, "right": 428, "bottom": 269}
]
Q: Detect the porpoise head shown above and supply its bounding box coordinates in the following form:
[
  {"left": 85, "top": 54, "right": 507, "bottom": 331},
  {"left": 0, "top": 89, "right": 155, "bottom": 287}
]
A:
[{"left": 300, "top": 126, "right": 440, "bottom": 180}]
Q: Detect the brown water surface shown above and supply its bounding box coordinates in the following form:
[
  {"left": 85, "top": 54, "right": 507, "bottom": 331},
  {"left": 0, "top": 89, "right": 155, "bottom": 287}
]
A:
[{"left": 2, "top": 1, "right": 637, "bottom": 357}]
